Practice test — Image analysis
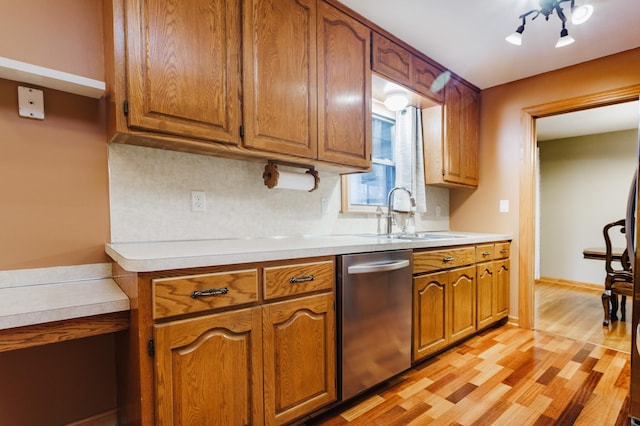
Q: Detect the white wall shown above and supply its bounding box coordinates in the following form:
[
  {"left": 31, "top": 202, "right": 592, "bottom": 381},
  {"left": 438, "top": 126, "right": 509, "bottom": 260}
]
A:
[
  {"left": 538, "top": 129, "right": 637, "bottom": 285},
  {"left": 108, "top": 144, "right": 450, "bottom": 243}
]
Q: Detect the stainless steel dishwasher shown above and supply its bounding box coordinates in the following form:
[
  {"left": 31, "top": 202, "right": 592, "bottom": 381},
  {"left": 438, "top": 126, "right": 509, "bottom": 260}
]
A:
[{"left": 338, "top": 249, "right": 413, "bottom": 401}]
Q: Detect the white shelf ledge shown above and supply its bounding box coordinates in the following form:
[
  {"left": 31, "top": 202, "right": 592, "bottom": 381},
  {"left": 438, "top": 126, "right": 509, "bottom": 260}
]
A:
[{"left": 0, "top": 56, "right": 105, "bottom": 99}]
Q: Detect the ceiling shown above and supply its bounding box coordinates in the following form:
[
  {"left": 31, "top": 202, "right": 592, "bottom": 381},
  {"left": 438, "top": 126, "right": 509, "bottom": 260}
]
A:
[
  {"left": 340, "top": 0, "right": 640, "bottom": 139},
  {"left": 340, "top": 0, "right": 640, "bottom": 90}
]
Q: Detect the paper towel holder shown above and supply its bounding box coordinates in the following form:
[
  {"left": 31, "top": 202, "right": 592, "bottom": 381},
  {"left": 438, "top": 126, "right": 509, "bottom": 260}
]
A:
[{"left": 263, "top": 161, "right": 319, "bottom": 192}]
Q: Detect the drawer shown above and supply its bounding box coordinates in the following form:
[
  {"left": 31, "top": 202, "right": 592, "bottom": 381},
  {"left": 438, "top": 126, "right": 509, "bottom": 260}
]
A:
[
  {"left": 413, "top": 247, "right": 475, "bottom": 274},
  {"left": 264, "top": 260, "right": 335, "bottom": 300},
  {"left": 495, "top": 242, "right": 510, "bottom": 259},
  {"left": 476, "top": 244, "right": 495, "bottom": 262},
  {"left": 153, "top": 269, "right": 259, "bottom": 319}
]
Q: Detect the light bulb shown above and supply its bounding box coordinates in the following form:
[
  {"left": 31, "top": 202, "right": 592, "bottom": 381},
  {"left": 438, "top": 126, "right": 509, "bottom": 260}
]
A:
[{"left": 572, "top": 5, "right": 594, "bottom": 25}]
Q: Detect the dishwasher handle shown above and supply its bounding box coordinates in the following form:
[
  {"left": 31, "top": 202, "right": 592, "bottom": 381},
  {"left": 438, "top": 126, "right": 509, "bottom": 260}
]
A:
[{"left": 347, "top": 259, "right": 410, "bottom": 275}]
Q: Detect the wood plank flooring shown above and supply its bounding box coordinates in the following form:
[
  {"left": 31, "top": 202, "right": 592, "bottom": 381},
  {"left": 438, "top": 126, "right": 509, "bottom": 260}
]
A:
[
  {"left": 535, "top": 279, "right": 632, "bottom": 353},
  {"left": 304, "top": 281, "right": 632, "bottom": 425}
]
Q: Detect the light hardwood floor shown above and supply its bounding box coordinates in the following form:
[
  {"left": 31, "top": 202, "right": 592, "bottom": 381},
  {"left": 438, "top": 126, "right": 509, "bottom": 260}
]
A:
[
  {"left": 535, "top": 279, "right": 632, "bottom": 353},
  {"left": 305, "top": 280, "right": 632, "bottom": 425}
]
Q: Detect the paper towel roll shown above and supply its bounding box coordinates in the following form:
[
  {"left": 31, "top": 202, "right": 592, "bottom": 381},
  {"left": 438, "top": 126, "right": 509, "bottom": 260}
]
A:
[{"left": 275, "top": 171, "right": 316, "bottom": 191}]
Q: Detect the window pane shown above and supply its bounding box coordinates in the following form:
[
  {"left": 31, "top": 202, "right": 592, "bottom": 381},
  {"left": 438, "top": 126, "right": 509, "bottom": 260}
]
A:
[
  {"left": 372, "top": 115, "right": 394, "bottom": 163},
  {"left": 348, "top": 163, "right": 396, "bottom": 206},
  {"left": 345, "top": 113, "right": 396, "bottom": 210}
]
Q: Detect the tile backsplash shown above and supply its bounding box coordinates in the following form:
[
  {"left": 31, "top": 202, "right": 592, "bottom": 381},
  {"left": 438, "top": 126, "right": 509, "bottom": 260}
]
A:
[{"left": 108, "top": 144, "right": 449, "bottom": 243}]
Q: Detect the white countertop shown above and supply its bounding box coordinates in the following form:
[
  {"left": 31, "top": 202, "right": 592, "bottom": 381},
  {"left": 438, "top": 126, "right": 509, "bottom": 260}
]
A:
[
  {"left": 0, "top": 264, "right": 130, "bottom": 331},
  {"left": 106, "top": 231, "right": 512, "bottom": 272}
]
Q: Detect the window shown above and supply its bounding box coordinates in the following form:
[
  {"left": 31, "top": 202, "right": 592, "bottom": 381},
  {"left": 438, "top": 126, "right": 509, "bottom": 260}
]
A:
[{"left": 342, "top": 104, "right": 396, "bottom": 213}]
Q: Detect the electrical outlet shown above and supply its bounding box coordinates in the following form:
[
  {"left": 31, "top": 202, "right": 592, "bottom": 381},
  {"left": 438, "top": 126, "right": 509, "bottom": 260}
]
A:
[
  {"left": 191, "top": 190, "right": 206, "bottom": 212},
  {"left": 321, "top": 197, "right": 329, "bottom": 214},
  {"left": 18, "top": 86, "right": 45, "bottom": 119}
]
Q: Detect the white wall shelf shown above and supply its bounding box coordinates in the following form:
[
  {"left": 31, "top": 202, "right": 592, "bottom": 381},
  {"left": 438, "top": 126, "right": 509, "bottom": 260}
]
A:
[{"left": 0, "top": 56, "right": 105, "bottom": 99}]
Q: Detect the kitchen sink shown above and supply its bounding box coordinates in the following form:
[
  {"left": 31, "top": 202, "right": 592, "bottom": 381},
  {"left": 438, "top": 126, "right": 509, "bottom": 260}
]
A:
[
  {"left": 360, "top": 232, "right": 464, "bottom": 241},
  {"left": 412, "top": 232, "right": 464, "bottom": 240}
]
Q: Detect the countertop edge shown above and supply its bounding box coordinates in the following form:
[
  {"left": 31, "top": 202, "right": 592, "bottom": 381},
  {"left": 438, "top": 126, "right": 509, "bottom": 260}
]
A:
[
  {"left": 0, "top": 276, "right": 130, "bottom": 331},
  {"left": 106, "top": 233, "right": 513, "bottom": 272}
]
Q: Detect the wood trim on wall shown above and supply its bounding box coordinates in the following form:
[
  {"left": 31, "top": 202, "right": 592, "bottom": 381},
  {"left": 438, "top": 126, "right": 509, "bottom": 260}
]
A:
[{"left": 519, "top": 84, "right": 640, "bottom": 329}]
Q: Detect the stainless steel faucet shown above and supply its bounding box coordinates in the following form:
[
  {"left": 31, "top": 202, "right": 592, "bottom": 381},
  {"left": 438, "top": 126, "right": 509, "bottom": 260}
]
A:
[{"left": 386, "top": 186, "right": 416, "bottom": 235}]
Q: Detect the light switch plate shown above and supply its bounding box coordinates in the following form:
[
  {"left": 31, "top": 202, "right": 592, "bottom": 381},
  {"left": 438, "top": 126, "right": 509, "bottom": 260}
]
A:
[
  {"left": 18, "top": 86, "right": 44, "bottom": 119},
  {"left": 500, "top": 199, "right": 509, "bottom": 213}
]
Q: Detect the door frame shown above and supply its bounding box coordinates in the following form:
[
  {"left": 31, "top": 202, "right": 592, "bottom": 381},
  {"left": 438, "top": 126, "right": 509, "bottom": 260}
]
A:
[{"left": 518, "top": 84, "right": 640, "bottom": 329}]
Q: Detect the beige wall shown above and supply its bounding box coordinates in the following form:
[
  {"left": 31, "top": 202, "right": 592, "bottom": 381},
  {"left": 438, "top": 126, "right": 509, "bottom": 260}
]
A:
[
  {"left": 539, "top": 129, "right": 638, "bottom": 284},
  {"left": 0, "top": 0, "right": 109, "bottom": 271},
  {"left": 0, "top": 2, "right": 115, "bottom": 424},
  {"left": 450, "top": 48, "right": 640, "bottom": 322}
]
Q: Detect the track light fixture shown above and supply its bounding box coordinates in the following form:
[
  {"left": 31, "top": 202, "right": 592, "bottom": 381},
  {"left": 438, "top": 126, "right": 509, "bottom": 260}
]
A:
[{"left": 505, "top": 0, "right": 593, "bottom": 48}]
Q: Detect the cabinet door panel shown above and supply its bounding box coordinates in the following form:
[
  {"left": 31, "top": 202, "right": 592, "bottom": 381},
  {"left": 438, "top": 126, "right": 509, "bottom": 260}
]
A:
[
  {"left": 443, "top": 79, "right": 479, "bottom": 186},
  {"left": 412, "top": 56, "right": 445, "bottom": 103},
  {"left": 413, "top": 271, "right": 448, "bottom": 361},
  {"left": 243, "top": 0, "right": 317, "bottom": 157},
  {"left": 126, "top": 0, "right": 241, "bottom": 143},
  {"left": 154, "top": 307, "right": 263, "bottom": 426},
  {"left": 476, "top": 262, "right": 495, "bottom": 329},
  {"left": 371, "top": 32, "right": 412, "bottom": 87},
  {"left": 450, "top": 265, "right": 476, "bottom": 341},
  {"left": 317, "top": 2, "right": 371, "bottom": 168},
  {"left": 263, "top": 293, "right": 336, "bottom": 425},
  {"left": 495, "top": 259, "right": 510, "bottom": 319}
]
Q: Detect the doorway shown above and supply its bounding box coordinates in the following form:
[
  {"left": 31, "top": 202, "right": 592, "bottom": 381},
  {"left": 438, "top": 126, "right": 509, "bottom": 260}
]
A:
[{"left": 518, "top": 85, "right": 640, "bottom": 329}]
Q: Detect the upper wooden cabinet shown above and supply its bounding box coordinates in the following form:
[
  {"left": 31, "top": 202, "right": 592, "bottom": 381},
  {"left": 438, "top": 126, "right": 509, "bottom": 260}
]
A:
[
  {"left": 243, "top": 0, "right": 318, "bottom": 158},
  {"left": 104, "top": 0, "right": 371, "bottom": 170},
  {"left": 317, "top": 1, "right": 371, "bottom": 167},
  {"left": 371, "top": 32, "right": 445, "bottom": 103},
  {"left": 105, "top": 0, "right": 242, "bottom": 145},
  {"left": 443, "top": 78, "right": 480, "bottom": 187},
  {"left": 422, "top": 78, "right": 480, "bottom": 188},
  {"left": 244, "top": 0, "right": 371, "bottom": 168}
]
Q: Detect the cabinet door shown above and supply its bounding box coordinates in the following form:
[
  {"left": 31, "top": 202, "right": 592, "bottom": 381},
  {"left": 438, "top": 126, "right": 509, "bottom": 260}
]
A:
[
  {"left": 443, "top": 79, "right": 479, "bottom": 187},
  {"left": 125, "top": 0, "right": 241, "bottom": 144},
  {"left": 495, "top": 259, "right": 510, "bottom": 319},
  {"left": 154, "top": 307, "right": 263, "bottom": 426},
  {"left": 476, "top": 262, "right": 495, "bottom": 330},
  {"left": 449, "top": 265, "right": 476, "bottom": 342},
  {"left": 317, "top": 2, "right": 371, "bottom": 168},
  {"left": 413, "top": 271, "right": 448, "bottom": 361},
  {"left": 263, "top": 293, "right": 336, "bottom": 425},
  {"left": 371, "top": 32, "right": 412, "bottom": 88},
  {"left": 243, "top": 0, "right": 317, "bottom": 158},
  {"left": 412, "top": 56, "right": 445, "bottom": 103}
]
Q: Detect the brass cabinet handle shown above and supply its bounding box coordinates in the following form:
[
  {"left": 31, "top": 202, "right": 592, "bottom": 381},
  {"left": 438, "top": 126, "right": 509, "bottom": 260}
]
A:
[
  {"left": 443, "top": 256, "right": 455, "bottom": 263},
  {"left": 500, "top": 249, "right": 508, "bottom": 253},
  {"left": 191, "top": 287, "right": 229, "bottom": 298},
  {"left": 482, "top": 251, "right": 491, "bottom": 257},
  {"left": 290, "top": 275, "right": 315, "bottom": 284}
]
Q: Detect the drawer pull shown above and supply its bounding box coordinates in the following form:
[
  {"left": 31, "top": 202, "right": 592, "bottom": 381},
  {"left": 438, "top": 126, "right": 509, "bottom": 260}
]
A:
[
  {"left": 443, "top": 256, "right": 455, "bottom": 263},
  {"left": 191, "top": 287, "right": 229, "bottom": 299},
  {"left": 482, "top": 251, "right": 491, "bottom": 257},
  {"left": 500, "top": 249, "right": 508, "bottom": 254},
  {"left": 289, "top": 275, "right": 315, "bottom": 284}
]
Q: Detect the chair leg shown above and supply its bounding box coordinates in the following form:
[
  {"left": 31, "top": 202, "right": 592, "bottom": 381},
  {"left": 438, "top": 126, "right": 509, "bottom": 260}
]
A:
[
  {"left": 602, "top": 291, "right": 611, "bottom": 326},
  {"left": 611, "top": 294, "right": 619, "bottom": 322},
  {"left": 621, "top": 295, "right": 627, "bottom": 322}
]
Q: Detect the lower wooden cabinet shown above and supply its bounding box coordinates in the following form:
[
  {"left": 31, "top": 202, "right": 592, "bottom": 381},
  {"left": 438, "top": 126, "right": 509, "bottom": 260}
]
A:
[
  {"left": 477, "top": 244, "right": 511, "bottom": 330},
  {"left": 412, "top": 265, "right": 475, "bottom": 362},
  {"left": 263, "top": 293, "right": 336, "bottom": 425},
  {"left": 413, "top": 271, "right": 447, "bottom": 360},
  {"left": 412, "top": 242, "right": 510, "bottom": 363},
  {"left": 450, "top": 265, "right": 476, "bottom": 341},
  {"left": 154, "top": 307, "right": 264, "bottom": 425},
  {"left": 115, "top": 257, "right": 336, "bottom": 426}
]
